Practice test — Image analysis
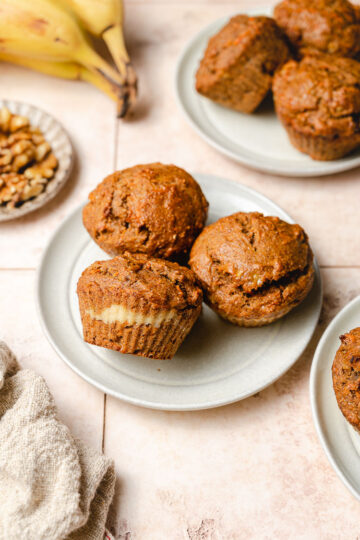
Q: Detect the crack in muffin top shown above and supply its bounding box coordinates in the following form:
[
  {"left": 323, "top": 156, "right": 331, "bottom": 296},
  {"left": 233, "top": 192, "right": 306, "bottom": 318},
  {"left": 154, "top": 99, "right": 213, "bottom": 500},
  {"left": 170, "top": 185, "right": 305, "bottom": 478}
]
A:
[
  {"left": 77, "top": 252, "right": 203, "bottom": 311},
  {"left": 189, "top": 212, "right": 312, "bottom": 295},
  {"left": 273, "top": 55, "right": 360, "bottom": 137}
]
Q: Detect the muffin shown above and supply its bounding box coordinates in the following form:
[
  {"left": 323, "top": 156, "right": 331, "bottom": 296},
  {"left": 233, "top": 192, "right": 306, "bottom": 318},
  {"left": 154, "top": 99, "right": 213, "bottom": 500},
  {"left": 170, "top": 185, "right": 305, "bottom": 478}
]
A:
[
  {"left": 77, "top": 252, "right": 203, "bottom": 360},
  {"left": 273, "top": 55, "right": 360, "bottom": 160},
  {"left": 332, "top": 328, "right": 360, "bottom": 432},
  {"left": 83, "top": 163, "right": 208, "bottom": 260},
  {"left": 195, "top": 15, "right": 291, "bottom": 113},
  {"left": 274, "top": 0, "right": 360, "bottom": 58},
  {"left": 189, "top": 212, "right": 314, "bottom": 327}
]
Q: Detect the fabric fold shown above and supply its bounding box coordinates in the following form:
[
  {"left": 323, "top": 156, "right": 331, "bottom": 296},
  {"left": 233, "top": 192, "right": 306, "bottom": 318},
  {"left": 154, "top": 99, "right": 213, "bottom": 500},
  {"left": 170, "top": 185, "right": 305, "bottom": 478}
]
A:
[{"left": 0, "top": 341, "right": 115, "bottom": 540}]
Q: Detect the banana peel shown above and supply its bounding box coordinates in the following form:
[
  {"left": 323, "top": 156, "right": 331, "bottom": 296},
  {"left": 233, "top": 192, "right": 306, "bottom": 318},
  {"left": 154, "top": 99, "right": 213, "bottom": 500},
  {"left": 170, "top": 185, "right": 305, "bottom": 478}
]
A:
[
  {"left": 60, "top": 0, "right": 137, "bottom": 113},
  {"left": 0, "top": 53, "right": 121, "bottom": 105},
  {"left": 0, "top": 0, "right": 136, "bottom": 116}
]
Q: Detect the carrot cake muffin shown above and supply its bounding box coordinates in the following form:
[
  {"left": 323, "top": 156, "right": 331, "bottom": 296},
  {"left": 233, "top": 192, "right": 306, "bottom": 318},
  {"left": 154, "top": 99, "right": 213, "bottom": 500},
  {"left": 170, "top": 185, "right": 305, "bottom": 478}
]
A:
[
  {"left": 83, "top": 163, "right": 208, "bottom": 260},
  {"left": 195, "top": 15, "right": 291, "bottom": 113},
  {"left": 77, "top": 252, "right": 203, "bottom": 360},
  {"left": 274, "top": 0, "right": 360, "bottom": 58},
  {"left": 273, "top": 55, "right": 360, "bottom": 160},
  {"left": 189, "top": 212, "right": 314, "bottom": 327},
  {"left": 332, "top": 327, "right": 360, "bottom": 432}
]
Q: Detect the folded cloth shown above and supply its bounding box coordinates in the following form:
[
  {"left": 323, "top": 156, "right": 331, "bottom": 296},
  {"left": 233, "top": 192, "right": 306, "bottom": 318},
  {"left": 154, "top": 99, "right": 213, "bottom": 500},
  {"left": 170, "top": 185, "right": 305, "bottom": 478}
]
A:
[{"left": 0, "top": 341, "right": 115, "bottom": 540}]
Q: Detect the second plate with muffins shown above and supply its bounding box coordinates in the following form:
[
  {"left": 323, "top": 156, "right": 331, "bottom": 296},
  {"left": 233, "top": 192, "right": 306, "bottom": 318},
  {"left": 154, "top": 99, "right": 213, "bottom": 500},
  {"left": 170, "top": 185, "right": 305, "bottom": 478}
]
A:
[
  {"left": 37, "top": 170, "right": 322, "bottom": 410},
  {"left": 175, "top": 5, "right": 360, "bottom": 177}
]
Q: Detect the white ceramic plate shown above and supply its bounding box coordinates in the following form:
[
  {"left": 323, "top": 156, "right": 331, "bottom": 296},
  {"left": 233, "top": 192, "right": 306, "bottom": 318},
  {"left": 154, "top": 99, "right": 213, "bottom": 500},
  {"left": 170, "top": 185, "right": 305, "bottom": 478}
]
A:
[
  {"left": 311, "top": 295, "right": 360, "bottom": 500},
  {"left": 0, "top": 100, "right": 73, "bottom": 221},
  {"left": 37, "top": 174, "right": 322, "bottom": 410},
  {"left": 175, "top": 8, "right": 360, "bottom": 177}
]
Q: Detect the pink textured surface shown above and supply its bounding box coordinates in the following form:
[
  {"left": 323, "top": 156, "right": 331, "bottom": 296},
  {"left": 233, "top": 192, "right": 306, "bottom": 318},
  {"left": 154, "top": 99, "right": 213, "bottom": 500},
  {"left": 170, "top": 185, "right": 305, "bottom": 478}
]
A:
[{"left": 0, "top": 1, "right": 359, "bottom": 538}]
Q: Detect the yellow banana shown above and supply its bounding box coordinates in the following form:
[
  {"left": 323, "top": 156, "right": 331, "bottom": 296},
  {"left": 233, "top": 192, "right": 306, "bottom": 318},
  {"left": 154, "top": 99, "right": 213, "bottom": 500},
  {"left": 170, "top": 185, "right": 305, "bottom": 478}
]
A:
[
  {"left": 0, "top": 0, "right": 130, "bottom": 116},
  {"left": 0, "top": 53, "right": 119, "bottom": 104},
  {"left": 60, "top": 0, "right": 137, "bottom": 111}
]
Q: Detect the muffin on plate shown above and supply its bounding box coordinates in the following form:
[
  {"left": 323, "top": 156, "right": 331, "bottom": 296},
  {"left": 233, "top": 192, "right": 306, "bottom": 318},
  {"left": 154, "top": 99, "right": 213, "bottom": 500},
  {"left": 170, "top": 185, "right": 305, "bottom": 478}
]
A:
[
  {"left": 273, "top": 55, "right": 360, "bottom": 160},
  {"left": 189, "top": 212, "right": 314, "bottom": 327},
  {"left": 195, "top": 15, "right": 291, "bottom": 113},
  {"left": 83, "top": 163, "right": 208, "bottom": 261},
  {"left": 274, "top": 0, "right": 360, "bottom": 58},
  {"left": 77, "top": 252, "right": 203, "bottom": 360},
  {"left": 332, "top": 328, "right": 360, "bottom": 432}
]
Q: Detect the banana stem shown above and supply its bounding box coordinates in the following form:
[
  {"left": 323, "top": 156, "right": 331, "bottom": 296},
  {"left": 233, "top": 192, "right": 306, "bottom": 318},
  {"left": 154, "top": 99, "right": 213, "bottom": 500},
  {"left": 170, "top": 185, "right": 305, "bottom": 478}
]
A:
[
  {"left": 76, "top": 40, "right": 133, "bottom": 117},
  {"left": 102, "top": 24, "right": 138, "bottom": 114},
  {"left": 0, "top": 53, "right": 119, "bottom": 104}
]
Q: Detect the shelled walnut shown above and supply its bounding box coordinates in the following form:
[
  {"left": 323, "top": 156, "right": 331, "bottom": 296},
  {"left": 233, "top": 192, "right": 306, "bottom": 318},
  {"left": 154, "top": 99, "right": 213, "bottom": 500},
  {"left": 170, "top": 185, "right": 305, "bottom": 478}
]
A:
[{"left": 0, "top": 107, "right": 58, "bottom": 208}]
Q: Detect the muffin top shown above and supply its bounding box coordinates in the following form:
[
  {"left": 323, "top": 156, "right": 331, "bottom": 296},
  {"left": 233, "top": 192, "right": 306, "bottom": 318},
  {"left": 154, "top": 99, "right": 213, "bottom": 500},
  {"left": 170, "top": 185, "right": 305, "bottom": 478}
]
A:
[
  {"left": 274, "top": 0, "right": 360, "bottom": 58},
  {"left": 190, "top": 212, "right": 311, "bottom": 294},
  {"left": 332, "top": 327, "right": 360, "bottom": 430},
  {"left": 273, "top": 55, "right": 360, "bottom": 137},
  {"left": 189, "top": 212, "right": 314, "bottom": 322},
  {"left": 196, "top": 15, "right": 289, "bottom": 88},
  {"left": 77, "top": 252, "right": 203, "bottom": 311},
  {"left": 82, "top": 163, "right": 208, "bottom": 259}
]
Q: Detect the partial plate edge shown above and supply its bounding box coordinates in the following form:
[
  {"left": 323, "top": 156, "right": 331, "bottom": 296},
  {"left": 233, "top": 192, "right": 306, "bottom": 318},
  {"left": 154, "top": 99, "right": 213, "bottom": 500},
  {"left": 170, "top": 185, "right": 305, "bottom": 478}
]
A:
[{"left": 310, "top": 294, "right": 360, "bottom": 501}]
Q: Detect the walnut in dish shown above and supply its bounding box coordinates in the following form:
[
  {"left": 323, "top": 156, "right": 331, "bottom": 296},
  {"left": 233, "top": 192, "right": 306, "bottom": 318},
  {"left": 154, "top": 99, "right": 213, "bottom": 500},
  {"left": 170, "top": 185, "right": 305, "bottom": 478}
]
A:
[{"left": 0, "top": 107, "right": 58, "bottom": 208}]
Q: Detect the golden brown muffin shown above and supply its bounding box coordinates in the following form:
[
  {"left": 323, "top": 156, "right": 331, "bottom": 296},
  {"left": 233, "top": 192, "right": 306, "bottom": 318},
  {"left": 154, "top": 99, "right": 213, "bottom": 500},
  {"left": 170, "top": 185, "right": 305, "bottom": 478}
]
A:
[
  {"left": 189, "top": 212, "right": 314, "bottom": 327},
  {"left": 195, "top": 15, "right": 291, "bottom": 113},
  {"left": 332, "top": 328, "right": 360, "bottom": 432},
  {"left": 273, "top": 55, "right": 360, "bottom": 160},
  {"left": 77, "top": 252, "right": 203, "bottom": 360},
  {"left": 274, "top": 0, "right": 360, "bottom": 58},
  {"left": 83, "top": 163, "right": 209, "bottom": 260}
]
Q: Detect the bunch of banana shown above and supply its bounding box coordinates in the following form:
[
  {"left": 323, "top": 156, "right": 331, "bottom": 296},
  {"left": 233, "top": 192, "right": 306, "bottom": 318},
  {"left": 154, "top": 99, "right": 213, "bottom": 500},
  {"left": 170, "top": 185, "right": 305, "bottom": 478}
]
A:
[{"left": 0, "top": 0, "right": 137, "bottom": 117}]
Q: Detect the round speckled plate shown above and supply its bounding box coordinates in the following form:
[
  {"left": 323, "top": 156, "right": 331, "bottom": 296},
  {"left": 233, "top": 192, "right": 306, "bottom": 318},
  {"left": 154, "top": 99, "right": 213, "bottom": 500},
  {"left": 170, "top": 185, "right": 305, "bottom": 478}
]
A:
[
  {"left": 37, "top": 174, "right": 322, "bottom": 410},
  {"left": 311, "top": 295, "right": 360, "bottom": 500},
  {"left": 0, "top": 100, "right": 73, "bottom": 221},
  {"left": 175, "top": 7, "right": 360, "bottom": 177}
]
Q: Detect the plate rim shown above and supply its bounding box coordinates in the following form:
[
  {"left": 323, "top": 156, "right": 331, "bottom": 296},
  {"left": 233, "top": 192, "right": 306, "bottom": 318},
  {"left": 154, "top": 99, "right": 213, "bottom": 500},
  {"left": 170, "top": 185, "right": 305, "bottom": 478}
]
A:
[
  {"left": 174, "top": 9, "right": 360, "bottom": 178},
  {"left": 36, "top": 173, "right": 323, "bottom": 410},
  {"left": 310, "top": 294, "right": 360, "bottom": 501},
  {"left": 0, "top": 99, "right": 74, "bottom": 221}
]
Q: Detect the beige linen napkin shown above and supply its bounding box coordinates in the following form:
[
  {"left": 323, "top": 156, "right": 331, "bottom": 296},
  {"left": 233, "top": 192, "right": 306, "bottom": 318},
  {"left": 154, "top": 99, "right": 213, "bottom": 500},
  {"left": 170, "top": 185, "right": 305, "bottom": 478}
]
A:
[{"left": 0, "top": 341, "right": 115, "bottom": 540}]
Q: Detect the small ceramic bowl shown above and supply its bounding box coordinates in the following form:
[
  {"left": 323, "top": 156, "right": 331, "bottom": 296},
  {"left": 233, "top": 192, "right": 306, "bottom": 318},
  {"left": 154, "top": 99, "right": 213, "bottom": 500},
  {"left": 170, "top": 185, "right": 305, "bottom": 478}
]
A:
[{"left": 0, "top": 99, "right": 73, "bottom": 221}]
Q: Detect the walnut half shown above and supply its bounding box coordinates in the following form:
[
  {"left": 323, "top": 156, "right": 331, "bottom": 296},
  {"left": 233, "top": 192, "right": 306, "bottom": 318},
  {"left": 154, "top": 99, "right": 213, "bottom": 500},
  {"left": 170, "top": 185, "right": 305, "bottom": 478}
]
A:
[{"left": 0, "top": 107, "right": 58, "bottom": 207}]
